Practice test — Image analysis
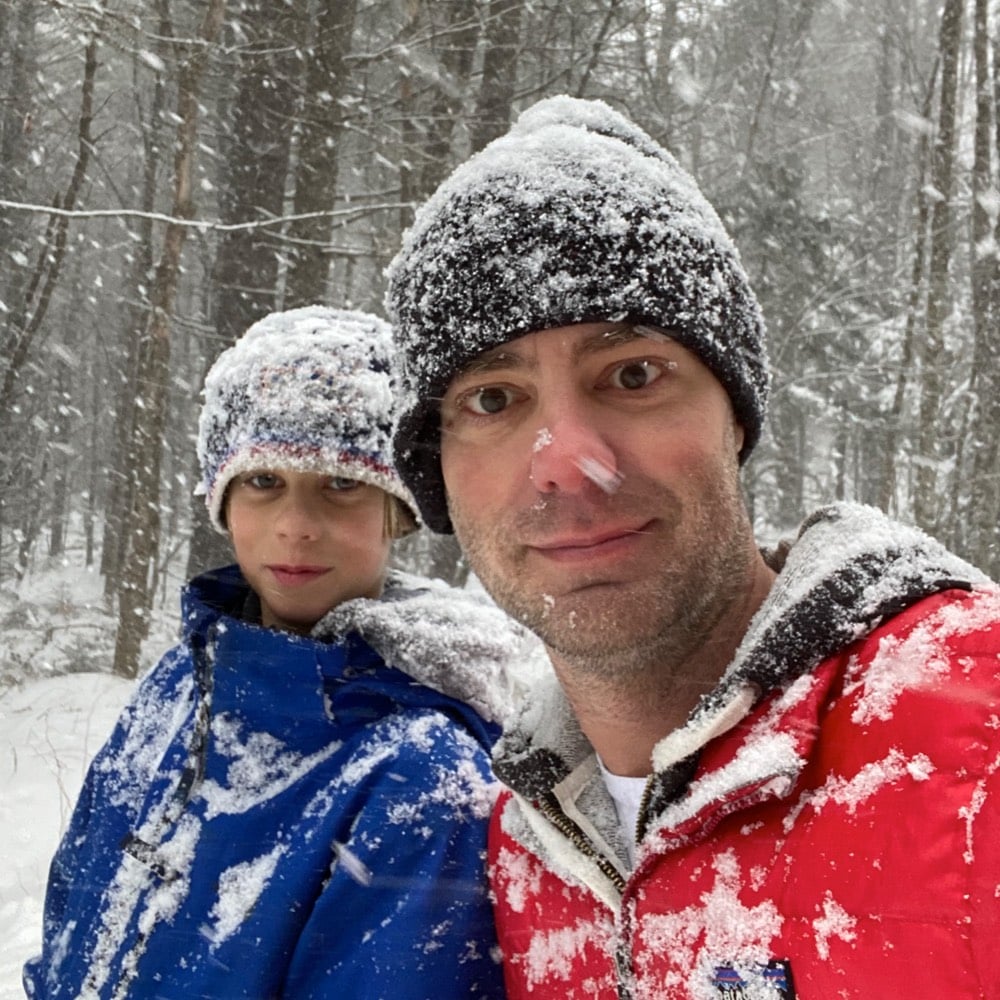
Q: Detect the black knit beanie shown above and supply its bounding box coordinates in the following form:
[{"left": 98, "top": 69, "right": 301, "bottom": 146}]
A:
[{"left": 386, "top": 95, "right": 769, "bottom": 534}]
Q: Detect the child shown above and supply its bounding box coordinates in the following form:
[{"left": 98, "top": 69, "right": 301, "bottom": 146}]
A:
[{"left": 24, "top": 307, "right": 527, "bottom": 999}]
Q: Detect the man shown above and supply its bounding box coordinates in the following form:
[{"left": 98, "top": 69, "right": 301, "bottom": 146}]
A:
[{"left": 387, "top": 95, "right": 1000, "bottom": 999}]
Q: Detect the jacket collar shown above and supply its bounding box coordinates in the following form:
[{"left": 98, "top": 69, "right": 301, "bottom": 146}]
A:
[
  {"left": 493, "top": 502, "right": 986, "bottom": 804},
  {"left": 312, "top": 570, "right": 538, "bottom": 724}
]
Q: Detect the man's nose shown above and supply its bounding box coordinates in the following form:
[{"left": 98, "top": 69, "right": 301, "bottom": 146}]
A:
[{"left": 528, "top": 398, "right": 621, "bottom": 496}]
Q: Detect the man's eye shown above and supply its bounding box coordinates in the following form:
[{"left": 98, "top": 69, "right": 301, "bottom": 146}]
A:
[
  {"left": 608, "top": 360, "right": 665, "bottom": 390},
  {"left": 465, "top": 386, "right": 516, "bottom": 415}
]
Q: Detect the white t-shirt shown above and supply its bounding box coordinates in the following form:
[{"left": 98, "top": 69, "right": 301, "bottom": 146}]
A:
[{"left": 596, "top": 757, "right": 648, "bottom": 868}]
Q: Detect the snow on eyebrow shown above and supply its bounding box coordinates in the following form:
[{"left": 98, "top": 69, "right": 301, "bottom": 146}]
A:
[
  {"left": 632, "top": 324, "right": 672, "bottom": 343},
  {"left": 635, "top": 849, "right": 783, "bottom": 998},
  {"left": 848, "top": 588, "right": 1000, "bottom": 726}
]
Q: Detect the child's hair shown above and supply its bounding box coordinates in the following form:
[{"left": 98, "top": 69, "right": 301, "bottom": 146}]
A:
[
  {"left": 384, "top": 493, "right": 418, "bottom": 540},
  {"left": 196, "top": 307, "right": 419, "bottom": 535}
]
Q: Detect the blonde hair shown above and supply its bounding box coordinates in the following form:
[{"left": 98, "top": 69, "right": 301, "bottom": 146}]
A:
[{"left": 384, "top": 493, "right": 418, "bottom": 540}]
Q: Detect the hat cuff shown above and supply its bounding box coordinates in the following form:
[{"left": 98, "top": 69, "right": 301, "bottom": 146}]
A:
[{"left": 204, "top": 442, "right": 419, "bottom": 534}]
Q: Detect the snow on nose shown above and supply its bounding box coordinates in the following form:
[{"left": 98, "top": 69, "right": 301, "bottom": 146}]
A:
[{"left": 574, "top": 455, "right": 623, "bottom": 494}]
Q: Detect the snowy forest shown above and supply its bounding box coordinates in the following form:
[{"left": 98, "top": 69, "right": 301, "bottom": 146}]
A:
[{"left": 1, "top": 0, "right": 1000, "bottom": 687}]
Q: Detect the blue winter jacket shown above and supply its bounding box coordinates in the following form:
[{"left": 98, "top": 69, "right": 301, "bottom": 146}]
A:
[{"left": 24, "top": 566, "right": 529, "bottom": 999}]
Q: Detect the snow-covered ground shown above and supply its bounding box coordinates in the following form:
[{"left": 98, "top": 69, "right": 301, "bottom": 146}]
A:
[{"left": 0, "top": 673, "right": 134, "bottom": 999}]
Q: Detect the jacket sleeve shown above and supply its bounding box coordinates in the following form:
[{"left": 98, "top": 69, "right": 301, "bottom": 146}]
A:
[
  {"left": 281, "top": 709, "right": 505, "bottom": 999},
  {"left": 22, "top": 649, "right": 195, "bottom": 998}
]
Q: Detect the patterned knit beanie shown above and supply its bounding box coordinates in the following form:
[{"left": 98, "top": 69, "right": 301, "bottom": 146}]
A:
[
  {"left": 386, "top": 95, "right": 769, "bottom": 534},
  {"left": 196, "top": 306, "right": 417, "bottom": 533}
]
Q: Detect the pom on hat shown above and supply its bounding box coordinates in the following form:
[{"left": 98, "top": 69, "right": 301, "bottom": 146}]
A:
[
  {"left": 387, "top": 95, "right": 769, "bottom": 534},
  {"left": 196, "top": 306, "right": 417, "bottom": 534}
]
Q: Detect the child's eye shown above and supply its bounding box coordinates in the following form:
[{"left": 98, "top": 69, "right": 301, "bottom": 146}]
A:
[
  {"left": 462, "top": 386, "right": 519, "bottom": 415},
  {"left": 246, "top": 472, "right": 281, "bottom": 489},
  {"left": 606, "top": 360, "right": 670, "bottom": 390},
  {"left": 328, "top": 476, "right": 360, "bottom": 491}
]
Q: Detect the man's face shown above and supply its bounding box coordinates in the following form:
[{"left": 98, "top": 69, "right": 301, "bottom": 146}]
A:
[{"left": 439, "top": 322, "right": 758, "bottom": 673}]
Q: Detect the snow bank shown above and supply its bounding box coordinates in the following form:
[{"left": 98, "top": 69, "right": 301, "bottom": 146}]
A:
[{"left": 0, "top": 673, "right": 133, "bottom": 998}]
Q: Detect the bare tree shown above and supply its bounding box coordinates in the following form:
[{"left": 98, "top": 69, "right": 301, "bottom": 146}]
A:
[
  {"left": 914, "top": 0, "right": 962, "bottom": 536},
  {"left": 965, "top": 0, "right": 1000, "bottom": 574},
  {"left": 284, "top": 0, "right": 361, "bottom": 306},
  {"left": 113, "top": 0, "right": 227, "bottom": 678},
  {"left": 468, "top": 0, "right": 525, "bottom": 151},
  {"left": 102, "top": 24, "right": 171, "bottom": 601},
  {"left": 0, "top": 8, "right": 104, "bottom": 581}
]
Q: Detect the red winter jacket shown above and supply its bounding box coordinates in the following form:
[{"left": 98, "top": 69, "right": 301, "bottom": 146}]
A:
[{"left": 489, "top": 505, "right": 1000, "bottom": 999}]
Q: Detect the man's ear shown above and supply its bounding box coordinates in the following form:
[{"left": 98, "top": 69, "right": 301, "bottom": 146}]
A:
[{"left": 733, "top": 418, "right": 745, "bottom": 455}]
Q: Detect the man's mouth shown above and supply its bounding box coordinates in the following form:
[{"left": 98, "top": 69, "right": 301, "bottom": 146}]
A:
[{"left": 528, "top": 521, "right": 655, "bottom": 561}]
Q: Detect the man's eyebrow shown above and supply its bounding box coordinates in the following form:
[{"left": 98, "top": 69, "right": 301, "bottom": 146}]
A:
[
  {"left": 579, "top": 323, "right": 643, "bottom": 354},
  {"left": 453, "top": 347, "right": 528, "bottom": 380},
  {"left": 452, "top": 324, "right": 673, "bottom": 382},
  {"left": 576, "top": 323, "right": 675, "bottom": 357}
]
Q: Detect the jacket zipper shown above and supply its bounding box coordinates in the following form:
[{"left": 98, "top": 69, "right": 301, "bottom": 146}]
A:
[
  {"left": 535, "top": 792, "right": 636, "bottom": 1000},
  {"left": 635, "top": 776, "right": 655, "bottom": 846},
  {"left": 536, "top": 791, "right": 627, "bottom": 892}
]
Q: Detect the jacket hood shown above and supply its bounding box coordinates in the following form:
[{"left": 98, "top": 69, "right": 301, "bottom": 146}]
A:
[
  {"left": 181, "top": 565, "right": 537, "bottom": 727},
  {"left": 313, "top": 570, "right": 539, "bottom": 725},
  {"left": 494, "top": 502, "right": 989, "bottom": 798}
]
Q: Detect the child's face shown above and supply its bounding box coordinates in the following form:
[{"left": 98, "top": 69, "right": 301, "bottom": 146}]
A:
[{"left": 226, "top": 469, "right": 391, "bottom": 633}]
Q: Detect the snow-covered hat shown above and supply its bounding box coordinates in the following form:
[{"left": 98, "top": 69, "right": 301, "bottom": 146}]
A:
[
  {"left": 196, "top": 306, "right": 417, "bottom": 533},
  {"left": 387, "top": 95, "right": 769, "bottom": 534}
]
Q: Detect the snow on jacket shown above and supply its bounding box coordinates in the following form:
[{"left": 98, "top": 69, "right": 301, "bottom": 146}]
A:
[
  {"left": 24, "top": 565, "right": 534, "bottom": 1000},
  {"left": 489, "top": 503, "right": 1000, "bottom": 999}
]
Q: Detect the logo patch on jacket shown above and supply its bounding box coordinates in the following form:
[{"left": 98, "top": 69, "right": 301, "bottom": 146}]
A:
[{"left": 711, "top": 960, "right": 795, "bottom": 998}]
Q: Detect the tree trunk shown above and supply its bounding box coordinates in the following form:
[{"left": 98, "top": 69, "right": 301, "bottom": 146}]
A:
[
  {"left": 283, "top": 0, "right": 360, "bottom": 307},
  {"left": 914, "top": 0, "right": 962, "bottom": 535},
  {"left": 0, "top": 0, "right": 36, "bottom": 310},
  {"left": 0, "top": 11, "right": 101, "bottom": 584},
  {"left": 113, "top": 0, "right": 227, "bottom": 679},
  {"left": 211, "top": 0, "right": 304, "bottom": 337},
  {"left": 0, "top": 16, "right": 101, "bottom": 427},
  {"left": 102, "top": 25, "right": 170, "bottom": 602},
  {"left": 469, "top": 0, "right": 524, "bottom": 152},
  {"left": 879, "top": 58, "right": 939, "bottom": 517},
  {"left": 965, "top": 0, "right": 1000, "bottom": 573}
]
